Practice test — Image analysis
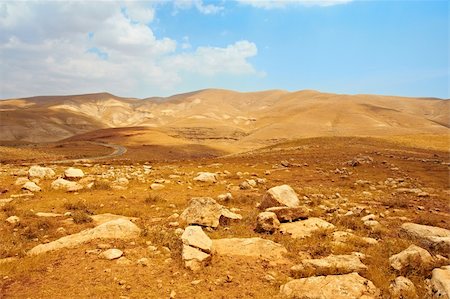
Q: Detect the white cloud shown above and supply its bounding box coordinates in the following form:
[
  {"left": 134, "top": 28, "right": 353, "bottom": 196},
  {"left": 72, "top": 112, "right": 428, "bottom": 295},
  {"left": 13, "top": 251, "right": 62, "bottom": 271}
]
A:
[
  {"left": 237, "top": 0, "right": 353, "bottom": 9},
  {"left": 173, "top": 0, "right": 224, "bottom": 15},
  {"left": 0, "top": 1, "right": 259, "bottom": 98}
]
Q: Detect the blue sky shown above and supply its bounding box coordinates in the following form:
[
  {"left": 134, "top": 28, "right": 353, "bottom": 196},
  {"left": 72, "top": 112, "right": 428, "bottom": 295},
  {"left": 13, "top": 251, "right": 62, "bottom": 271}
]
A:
[{"left": 0, "top": 0, "right": 448, "bottom": 99}]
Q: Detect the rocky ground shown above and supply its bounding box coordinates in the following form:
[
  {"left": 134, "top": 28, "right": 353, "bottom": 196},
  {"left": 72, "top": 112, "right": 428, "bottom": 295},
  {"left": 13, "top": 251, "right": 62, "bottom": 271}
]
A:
[{"left": 0, "top": 137, "right": 449, "bottom": 298}]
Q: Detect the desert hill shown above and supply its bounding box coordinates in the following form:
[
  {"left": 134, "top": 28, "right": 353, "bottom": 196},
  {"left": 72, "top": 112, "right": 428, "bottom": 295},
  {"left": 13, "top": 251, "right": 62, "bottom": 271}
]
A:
[{"left": 0, "top": 89, "right": 448, "bottom": 148}]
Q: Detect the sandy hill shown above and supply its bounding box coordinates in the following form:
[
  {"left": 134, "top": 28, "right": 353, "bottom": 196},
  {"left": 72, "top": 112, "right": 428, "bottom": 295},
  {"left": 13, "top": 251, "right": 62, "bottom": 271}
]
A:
[{"left": 0, "top": 89, "right": 448, "bottom": 148}]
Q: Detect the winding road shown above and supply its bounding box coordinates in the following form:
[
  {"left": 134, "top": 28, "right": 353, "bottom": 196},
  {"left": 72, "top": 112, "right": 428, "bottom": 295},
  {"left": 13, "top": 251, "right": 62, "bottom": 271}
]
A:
[{"left": 51, "top": 142, "right": 127, "bottom": 164}]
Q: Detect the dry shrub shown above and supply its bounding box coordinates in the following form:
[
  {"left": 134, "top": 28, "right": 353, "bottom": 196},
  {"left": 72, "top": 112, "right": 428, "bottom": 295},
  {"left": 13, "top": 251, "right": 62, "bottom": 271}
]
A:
[
  {"left": 142, "top": 225, "right": 182, "bottom": 257},
  {"left": 144, "top": 194, "right": 163, "bottom": 205},
  {"left": 91, "top": 181, "right": 111, "bottom": 190},
  {"left": 72, "top": 211, "right": 93, "bottom": 224},
  {"left": 331, "top": 215, "right": 365, "bottom": 231},
  {"left": 63, "top": 200, "right": 92, "bottom": 214},
  {"left": 1, "top": 204, "right": 17, "bottom": 216}
]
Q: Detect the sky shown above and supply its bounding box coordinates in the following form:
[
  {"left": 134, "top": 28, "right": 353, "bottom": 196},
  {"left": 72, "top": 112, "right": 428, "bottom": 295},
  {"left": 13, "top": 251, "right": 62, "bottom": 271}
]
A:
[{"left": 0, "top": 0, "right": 448, "bottom": 99}]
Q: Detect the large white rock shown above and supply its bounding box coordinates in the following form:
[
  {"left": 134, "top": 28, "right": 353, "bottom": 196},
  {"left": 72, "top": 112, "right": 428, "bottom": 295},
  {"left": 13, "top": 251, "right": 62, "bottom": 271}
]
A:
[
  {"left": 255, "top": 212, "right": 280, "bottom": 233},
  {"left": 90, "top": 213, "right": 138, "bottom": 226},
  {"left": 51, "top": 178, "right": 83, "bottom": 192},
  {"left": 401, "top": 222, "right": 450, "bottom": 253},
  {"left": 15, "top": 177, "right": 30, "bottom": 186},
  {"left": 193, "top": 172, "right": 218, "bottom": 183},
  {"left": 28, "top": 166, "right": 55, "bottom": 179},
  {"left": 212, "top": 237, "right": 287, "bottom": 262},
  {"left": 64, "top": 167, "right": 84, "bottom": 180},
  {"left": 260, "top": 185, "right": 300, "bottom": 210},
  {"left": 389, "top": 276, "right": 418, "bottom": 299},
  {"left": 431, "top": 265, "right": 450, "bottom": 298},
  {"left": 280, "top": 272, "right": 380, "bottom": 299},
  {"left": 280, "top": 217, "right": 335, "bottom": 239},
  {"left": 22, "top": 181, "right": 41, "bottom": 192},
  {"left": 291, "top": 254, "right": 367, "bottom": 277},
  {"left": 180, "top": 197, "right": 242, "bottom": 228},
  {"left": 182, "top": 244, "right": 211, "bottom": 271},
  {"left": 389, "top": 244, "right": 433, "bottom": 272},
  {"left": 150, "top": 183, "right": 165, "bottom": 190},
  {"left": 181, "top": 226, "right": 212, "bottom": 252},
  {"left": 28, "top": 219, "right": 141, "bottom": 255}
]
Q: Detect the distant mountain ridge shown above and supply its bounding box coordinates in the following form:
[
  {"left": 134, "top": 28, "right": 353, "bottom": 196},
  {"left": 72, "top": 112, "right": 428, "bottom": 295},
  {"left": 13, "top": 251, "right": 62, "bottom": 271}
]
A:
[{"left": 0, "top": 89, "right": 448, "bottom": 144}]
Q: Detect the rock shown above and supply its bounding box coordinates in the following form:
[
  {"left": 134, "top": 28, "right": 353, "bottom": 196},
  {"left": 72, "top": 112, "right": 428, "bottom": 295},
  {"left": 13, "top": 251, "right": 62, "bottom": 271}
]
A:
[
  {"left": 431, "top": 265, "right": 450, "bottom": 298},
  {"left": 137, "top": 257, "right": 149, "bottom": 266},
  {"left": 193, "top": 172, "right": 218, "bottom": 183},
  {"left": 332, "top": 231, "right": 378, "bottom": 246},
  {"left": 361, "top": 214, "right": 376, "bottom": 222},
  {"left": 64, "top": 167, "right": 84, "bottom": 180},
  {"left": 401, "top": 222, "right": 450, "bottom": 253},
  {"left": 212, "top": 237, "right": 287, "bottom": 262},
  {"left": 90, "top": 213, "right": 138, "bottom": 226},
  {"left": 6, "top": 215, "right": 20, "bottom": 224},
  {"left": 260, "top": 184, "right": 300, "bottom": 210},
  {"left": 22, "top": 181, "right": 41, "bottom": 192},
  {"left": 389, "top": 244, "right": 433, "bottom": 272},
  {"left": 239, "top": 181, "right": 252, "bottom": 190},
  {"left": 255, "top": 212, "right": 280, "bottom": 233},
  {"left": 15, "top": 177, "right": 30, "bottom": 186},
  {"left": 36, "top": 212, "right": 63, "bottom": 217},
  {"left": 150, "top": 183, "right": 165, "bottom": 190},
  {"left": 265, "top": 206, "right": 309, "bottom": 222},
  {"left": 291, "top": 254, "right": 367, "bottom": 277},
  {"left": 28, "top": 166, "right": 55, "bottom": 179},
  {"left": 51, "top": 178, "right": 83, "bottom": 192},
  {"left": 182, "top": 244, "right": 211, "bottom": 271},
  {"left": 280, "top": 218, "right": 335, "bottom": 239},
  {"left": 280, "top": 272, "right": 380, "bottom": 299},
  {"left": 116, "top": 257, "right": 133, "bottom": 265},
  {"left": 28, "top": 219, "right": 141, "bottom": 255},
  {"left": 389, "top": 276, "right": 418, "bottom": 299},
  {"left": 217, "top": 193, "right": 233, "bottom": 202},
  {"left": 363, "top": 220, "right": 381, "bottom": 230},
  {"left": 180, "top": 197, "right": 242, "bottom": 228},
  {"left": 100, "top": 249, "right": 123, "bottom": 260},
  {"left": 181, "top": 226, "right": 212, "bottom": 252}
]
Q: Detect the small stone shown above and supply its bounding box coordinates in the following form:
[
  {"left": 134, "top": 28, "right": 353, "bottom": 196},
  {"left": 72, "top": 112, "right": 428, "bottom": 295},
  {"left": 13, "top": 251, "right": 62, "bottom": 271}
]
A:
[
  {"left": 5, "top": 216, "right": 20, "bottom": 224},
  {"left": 100, "top": 249, "right": 123, "bottom": 260},
  {"left": 137, "top": 258, "right": 149, "bottom": 266}
]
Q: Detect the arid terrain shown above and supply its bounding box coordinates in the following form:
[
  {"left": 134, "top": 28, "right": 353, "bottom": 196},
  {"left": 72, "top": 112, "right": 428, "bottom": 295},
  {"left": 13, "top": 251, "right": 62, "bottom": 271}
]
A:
[{"left": 0, "top": 90, "right": 449, "bottom": 298}]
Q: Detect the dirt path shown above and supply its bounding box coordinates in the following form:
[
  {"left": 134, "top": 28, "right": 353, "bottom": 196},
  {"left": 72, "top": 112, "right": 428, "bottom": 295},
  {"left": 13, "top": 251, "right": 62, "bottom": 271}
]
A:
[{"left": 51, "top": 142, "right": 127, "bottom": 164}]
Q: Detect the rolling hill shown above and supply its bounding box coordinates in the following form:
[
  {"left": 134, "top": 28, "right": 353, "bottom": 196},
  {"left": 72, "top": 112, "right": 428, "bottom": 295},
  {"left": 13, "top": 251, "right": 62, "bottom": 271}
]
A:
[{"left": 0, "top": 89, "right": 448, "bottom": 150}]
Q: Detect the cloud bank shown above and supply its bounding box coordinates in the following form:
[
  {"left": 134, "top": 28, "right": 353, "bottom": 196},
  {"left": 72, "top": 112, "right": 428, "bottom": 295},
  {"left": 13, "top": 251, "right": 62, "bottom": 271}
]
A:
[{"left": 0, "top": 1, "right": 257, "bottom": 98}]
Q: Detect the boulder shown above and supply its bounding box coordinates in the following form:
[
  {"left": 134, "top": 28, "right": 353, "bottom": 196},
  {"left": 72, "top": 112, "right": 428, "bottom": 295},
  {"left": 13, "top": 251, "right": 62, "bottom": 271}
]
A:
[
  {"left": 332, "top": 231, "right": 378, "bottom": 246},
  {"left": 401, "top": 222, "right": 450, "bottom": 253},
  {"left": 430, "top": 265, "right": 450, "bottom": 298},
  {"left": 193, "top": 172, "right": 218, "bottom": 183},
  {"left": 280, "top": 217, "right": 335, "bottom": 239},
  {"left": 64, "top": 167, "right": 84, "bottom": 180},
  {"left": 255, "top": 212, "right": 280, "bottom": 233},
  {"left": 6, "top": 215, "right": 20, "bottom": 224},
  {"left": 389, "top": 244, "right": 433, "bottom": 272},
  {"left": 90, "top": 213, "right": 138, "bottom": 226},
  {"left": 265, "top": 206, "right": 309, "bottom": 222},
  {"left": 260, "top": 185, "right": 299, "bottom": 210},
  {"left": 291, "top": 254, "right": 367, "bottom": 277},
  {"left": 51, "top": 178, "right": 83, "bottom": 192},
  {"left": 28, "top": 166, "right": 55, "bottom": 179},
  {"left": 100, "top": 249, "right": 123, "bottom": 260},
  {"left": 389, "top": 276, "right": 418, "bottom": 299},
  {"left": 217, "top": 193, "right": 233, "bottom": 202},
  {"left": 180, "top": 197, "right": 242, "bottom": 228},
  {"left": 181, "top": 226, "right": 212, "bottom": 252},
  {"left": 212, "top": 237, "right": 287, "bottom": 262},
  {"left": 22, "top": 181, "right": 41, "bottom": 192},
  {"left": 15, "top": 177, "right": 30, "bottom": 186},
  {"left": 280, "top": 272, "right": 380, "bottom": 299},
  {"left": 182, "top": 244, "right": 211, "bottom": 271},
  {"left": 28, "top": 219, "right": 141, "bottom": 255},
  {"left": 150, "top": 183, "right": 165, "bottom": 190}
]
